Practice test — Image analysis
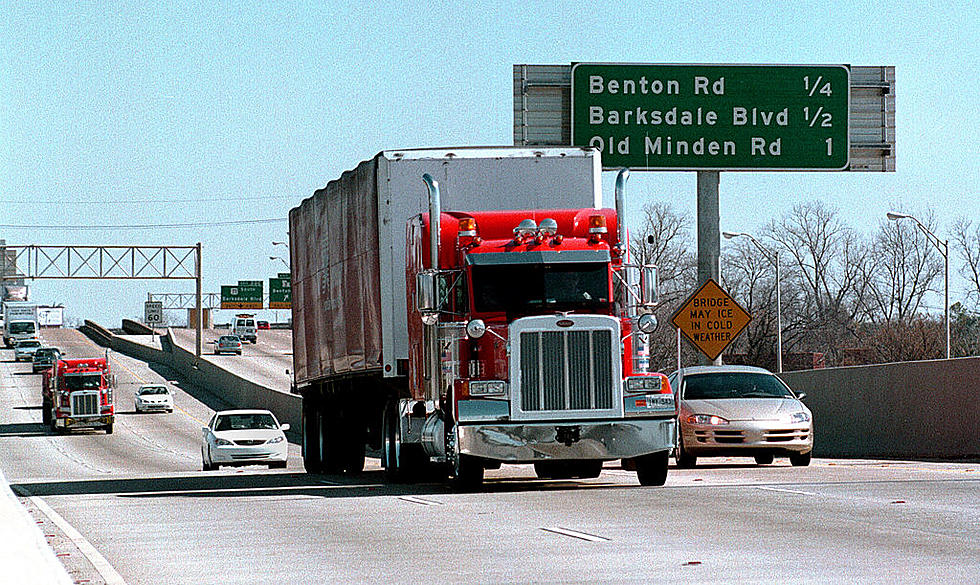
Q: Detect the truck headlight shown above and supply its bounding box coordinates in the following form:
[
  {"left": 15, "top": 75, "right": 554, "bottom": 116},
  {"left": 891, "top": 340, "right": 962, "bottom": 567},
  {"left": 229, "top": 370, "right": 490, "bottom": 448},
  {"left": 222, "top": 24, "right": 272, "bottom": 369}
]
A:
[
  {"left": 469, "top": 380, "right": 507, "bottom": 397},
  {"left": 626, "top": 376, "right": 664, "bottom": 393}
]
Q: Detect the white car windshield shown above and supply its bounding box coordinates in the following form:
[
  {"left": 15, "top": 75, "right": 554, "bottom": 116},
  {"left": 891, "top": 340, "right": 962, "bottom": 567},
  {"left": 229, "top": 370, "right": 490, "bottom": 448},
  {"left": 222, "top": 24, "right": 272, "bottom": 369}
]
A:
[
  {"left": 683, "top": 373, "right": 794, "bottom": 400},
  {"left": 139, "top": 387, "right": 169, "bottom": 395},
  {"left": 214, "top": 413, "right": 277, "bottom": 431}
]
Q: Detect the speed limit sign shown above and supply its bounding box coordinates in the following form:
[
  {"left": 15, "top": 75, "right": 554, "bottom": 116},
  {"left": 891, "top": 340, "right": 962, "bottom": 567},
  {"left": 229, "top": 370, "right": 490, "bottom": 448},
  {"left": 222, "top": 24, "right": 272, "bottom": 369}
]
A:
[{"left": 144, "top": 301, "right": 164, "bottom": 325}]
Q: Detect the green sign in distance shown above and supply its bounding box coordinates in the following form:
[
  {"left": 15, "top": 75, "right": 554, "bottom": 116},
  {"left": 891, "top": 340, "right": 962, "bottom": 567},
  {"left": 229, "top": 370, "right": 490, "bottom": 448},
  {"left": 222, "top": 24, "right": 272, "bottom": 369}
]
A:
[
  {"left": 571, "top": 63, "right": 849, "bottom": 170},
  {"left": 221, "top": 280, "right": 263, "bottom": 310},
  {"left": 269, "top": 276, "right": 291, "bottom": 309}
]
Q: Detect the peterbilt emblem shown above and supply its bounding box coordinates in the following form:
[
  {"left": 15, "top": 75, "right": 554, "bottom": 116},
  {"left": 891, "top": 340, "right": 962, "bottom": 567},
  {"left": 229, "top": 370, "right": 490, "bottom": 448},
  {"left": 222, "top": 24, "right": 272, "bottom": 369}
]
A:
[{"left": 556, "top": 319, "right": 574, "bottom": 328}]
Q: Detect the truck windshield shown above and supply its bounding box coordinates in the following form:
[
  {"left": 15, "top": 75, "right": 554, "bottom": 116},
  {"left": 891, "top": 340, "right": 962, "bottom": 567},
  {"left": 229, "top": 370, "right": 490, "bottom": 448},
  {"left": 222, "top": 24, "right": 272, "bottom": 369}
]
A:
[
  {"left": 471, "top": 262, "right": 609, "bottom": 313},
  {"left": 65, "top": 374, "right": 102, "bottom": 391},
  {"left": 10, "top": 322, "right": 35, "bottom": 334}
]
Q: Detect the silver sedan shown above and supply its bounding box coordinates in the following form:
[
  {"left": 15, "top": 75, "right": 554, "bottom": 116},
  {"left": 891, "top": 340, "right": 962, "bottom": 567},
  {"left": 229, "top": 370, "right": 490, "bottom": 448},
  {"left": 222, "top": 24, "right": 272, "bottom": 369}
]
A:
[{"left": 669, "top": 365, "right": 813, "bottom": 467}]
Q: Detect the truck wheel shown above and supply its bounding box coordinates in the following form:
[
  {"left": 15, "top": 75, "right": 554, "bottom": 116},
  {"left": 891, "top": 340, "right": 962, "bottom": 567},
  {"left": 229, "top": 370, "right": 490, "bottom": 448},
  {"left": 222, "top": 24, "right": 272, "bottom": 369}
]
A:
[
  {"left": 451, "top": 454, "right": 485, "bottom": 492},
  {"left": 105, "top": 424, "right": 113, "bottom": 435},
  {"left": 636, "top": 451, "right": 669, "bottom": 486},
  {"left": 42, "top": 401, "right": 51, "bottom": 425},
  {"left": 318, "top": 402, "right": 343, "bottom": 474}
]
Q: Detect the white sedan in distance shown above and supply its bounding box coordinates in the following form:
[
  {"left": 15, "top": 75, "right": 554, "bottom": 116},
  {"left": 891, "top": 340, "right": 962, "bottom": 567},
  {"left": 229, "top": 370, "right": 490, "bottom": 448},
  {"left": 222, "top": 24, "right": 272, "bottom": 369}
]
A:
[
  {"left": 201, "top": 409, "right": 289, "bottom": 471},
  {"left": 135, "top": 384, "right": 174, "bottom": 413}
]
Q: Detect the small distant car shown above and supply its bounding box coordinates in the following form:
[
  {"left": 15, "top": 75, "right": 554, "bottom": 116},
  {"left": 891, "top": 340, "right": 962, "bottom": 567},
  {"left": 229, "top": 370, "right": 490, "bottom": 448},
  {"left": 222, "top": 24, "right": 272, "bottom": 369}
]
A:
[
  {"left": 32, "top": 347, "right": 62, "bottom": 373},
  {"left": 256, "top": 320, "right": 270, "bottom": 330},
  {"left": 201, "top": 409, "right": 290, "bottom": 470},
  {"left": 135, "top": 384, "right": 174, "bottom": 413},
  {"left": 231, "top": 315, "right": 257, "bottom": 343},
  {"left": 214, "top": 335, "right": 243, "bottom": 355},
  {"left": 670, "top": 365, "right": 813, "bottom": 468},
  {"left": 14, "top": 339, "right": 43, "bottom": 362}
]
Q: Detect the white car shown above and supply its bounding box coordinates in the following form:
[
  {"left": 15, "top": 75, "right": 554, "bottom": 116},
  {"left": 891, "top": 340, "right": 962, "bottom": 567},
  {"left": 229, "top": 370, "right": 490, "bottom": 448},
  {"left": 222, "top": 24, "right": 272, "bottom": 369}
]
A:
[
  {"left": 14, "top": 339, "right": 42, "bottom": 362},
  {"left": 135, "top": 384, "right": 174, "bottom": 413},
  {"left": 202, "top": 409, "right": 289, "bottom": 470}
]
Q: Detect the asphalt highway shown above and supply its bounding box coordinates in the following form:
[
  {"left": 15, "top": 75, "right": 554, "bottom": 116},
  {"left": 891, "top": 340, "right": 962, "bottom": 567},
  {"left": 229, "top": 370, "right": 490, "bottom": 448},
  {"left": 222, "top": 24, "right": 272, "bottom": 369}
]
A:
[{"left": 1, "top": 328, "right": 977, "bottom": 584}]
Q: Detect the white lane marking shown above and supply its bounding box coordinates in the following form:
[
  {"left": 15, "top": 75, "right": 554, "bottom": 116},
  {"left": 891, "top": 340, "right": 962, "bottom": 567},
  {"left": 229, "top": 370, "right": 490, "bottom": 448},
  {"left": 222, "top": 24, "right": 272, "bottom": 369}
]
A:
[
  {"left": 540, "top": 526, "right": 610, "bottom": 543},
  {"left": 24, "top": 492, "right": 128, "bottom": 585},
  {"left": 398, "top": 496, "right": 444, "bottom": 506},
  {"left": 755, "top": 486, "right": 816, "bottom": 496},
  {"left": 109, "top": 482, "right": 386, "bottom": 498}
]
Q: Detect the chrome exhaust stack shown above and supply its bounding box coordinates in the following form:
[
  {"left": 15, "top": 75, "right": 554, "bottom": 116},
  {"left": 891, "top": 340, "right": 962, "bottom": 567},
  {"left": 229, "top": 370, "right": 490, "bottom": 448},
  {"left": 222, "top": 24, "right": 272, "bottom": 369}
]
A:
[{"left": 420, "top": 174, "right": 446, "bottom": 441}]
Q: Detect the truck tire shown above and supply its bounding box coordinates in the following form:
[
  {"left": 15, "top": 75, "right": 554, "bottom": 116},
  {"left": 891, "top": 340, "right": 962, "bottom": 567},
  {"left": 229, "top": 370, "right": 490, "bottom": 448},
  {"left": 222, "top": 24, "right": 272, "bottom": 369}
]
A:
[
  {"left": 105, "top": 424, "right": 113, "bottom": 435},
  {"left": 317, "top": 399, "right": 344, "bottom": 474},
  {"left": 42, "top": 400, "right": 51, "bottom": 425},
  {"left": 302, "top": 401, "right": 322, "bottom": 473},
  {"left": 450, "top": 454, "right": 485, "bottom": 492},
  {"left": 636, "top": 451, "right": 669, "bottom": 486}
]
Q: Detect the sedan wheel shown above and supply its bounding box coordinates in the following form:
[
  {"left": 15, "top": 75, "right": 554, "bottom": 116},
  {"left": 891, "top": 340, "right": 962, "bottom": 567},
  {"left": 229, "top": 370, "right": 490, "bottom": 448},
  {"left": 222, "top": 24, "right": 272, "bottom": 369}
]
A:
[
  {"left": 754, "top": 454, "right": 774, "bottom": 465},
  {"left": 675, "top": 435, "right": 697, "bottom": 468},
  {"left": 790, "top": 451, "right": 812, "bottom": 467}
]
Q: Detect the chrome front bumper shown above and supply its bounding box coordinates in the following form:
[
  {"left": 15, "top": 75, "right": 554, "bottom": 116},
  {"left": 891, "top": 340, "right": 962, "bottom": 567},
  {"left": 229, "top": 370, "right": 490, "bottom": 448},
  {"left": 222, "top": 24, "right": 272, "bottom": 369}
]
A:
[{"left": 457, "top": 418, "right": 675, "bottom": 463}]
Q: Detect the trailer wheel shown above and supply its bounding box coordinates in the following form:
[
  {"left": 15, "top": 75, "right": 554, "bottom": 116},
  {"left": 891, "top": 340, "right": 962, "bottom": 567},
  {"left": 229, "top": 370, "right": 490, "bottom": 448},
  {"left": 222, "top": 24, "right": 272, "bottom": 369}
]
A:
[
  {"left": 302, "top": 399, "right": 322, "bottom": 473},
  {"left": 105, "top": 424, "right": 113, "bottom": 435},
  {"left": 318, "top": 399, "right": 344, "bottom": 474},
  {"left": 636, "top": 451, "right": 669, "bottom": 486},
  {"left": 42, "top": 400, "right": 51, "bottom": 425}
]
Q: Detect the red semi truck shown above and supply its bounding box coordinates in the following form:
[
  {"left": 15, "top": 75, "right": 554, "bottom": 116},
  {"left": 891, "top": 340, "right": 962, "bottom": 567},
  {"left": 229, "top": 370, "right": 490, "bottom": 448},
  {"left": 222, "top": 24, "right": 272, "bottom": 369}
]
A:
[
  {"left": 289, "top": 147, "right": 676, "bottom": 488},
  {"left": 41, "top": 355, "right": 115, "bottom": 434}
]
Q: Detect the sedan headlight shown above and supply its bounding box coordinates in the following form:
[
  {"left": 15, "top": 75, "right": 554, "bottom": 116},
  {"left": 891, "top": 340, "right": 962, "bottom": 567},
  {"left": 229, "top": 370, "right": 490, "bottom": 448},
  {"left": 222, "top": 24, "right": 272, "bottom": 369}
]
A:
[
  {"left": 789, "top": 411, "right": 811, "bottom": 424},
  {"left": 214, "top": 438, "right": 233, "bottom": 446},
  {"left": 687, "top": 414, "right": 729, "bottom": 426},
  {"left": 267, "top": 436, "right": 285, "bottom": 444}
]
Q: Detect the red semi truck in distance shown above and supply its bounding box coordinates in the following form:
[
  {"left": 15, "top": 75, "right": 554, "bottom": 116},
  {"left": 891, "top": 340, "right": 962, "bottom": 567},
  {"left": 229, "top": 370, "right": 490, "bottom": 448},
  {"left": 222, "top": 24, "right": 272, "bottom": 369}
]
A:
[
  {"left": 41, "top": 355, "right": 115, "bottom": 434},
  {"left": 289, "top": 147, "right": 676, "bottom": 489}
]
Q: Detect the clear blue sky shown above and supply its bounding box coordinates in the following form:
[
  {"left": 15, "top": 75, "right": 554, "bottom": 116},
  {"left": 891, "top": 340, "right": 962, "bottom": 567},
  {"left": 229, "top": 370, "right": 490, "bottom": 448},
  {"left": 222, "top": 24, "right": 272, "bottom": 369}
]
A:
[{"left": 2, "top": 1, "right": 978, "bottom": 325}]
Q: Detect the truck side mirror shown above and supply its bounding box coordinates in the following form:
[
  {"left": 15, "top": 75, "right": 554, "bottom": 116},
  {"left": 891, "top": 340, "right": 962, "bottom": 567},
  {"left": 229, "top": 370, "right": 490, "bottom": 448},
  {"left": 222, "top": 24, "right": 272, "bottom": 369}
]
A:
[
  {"left": 640, "top": 265, "right": 659, "bottom": 306},
  {"left": 110, "top": 374, "right": 118, "bottom": 388},
  {"left": 415, "top": 271, "right": 439, "bottom": 322}
]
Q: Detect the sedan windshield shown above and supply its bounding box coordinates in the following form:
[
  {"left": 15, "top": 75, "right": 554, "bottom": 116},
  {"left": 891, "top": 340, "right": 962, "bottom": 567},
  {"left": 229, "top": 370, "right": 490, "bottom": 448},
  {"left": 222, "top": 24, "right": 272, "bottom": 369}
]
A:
[
  {"left": 683, "top": 372, "right": 794, "bottom": 400},
  {"left": 139, "top": 387, "right": 168, "bottom": 395},
  {"left": 215, "top": 413, "right": 277, "bottom": 431},
  {"left": 471, "top": 262, "right": 609, "bottom": 313}
]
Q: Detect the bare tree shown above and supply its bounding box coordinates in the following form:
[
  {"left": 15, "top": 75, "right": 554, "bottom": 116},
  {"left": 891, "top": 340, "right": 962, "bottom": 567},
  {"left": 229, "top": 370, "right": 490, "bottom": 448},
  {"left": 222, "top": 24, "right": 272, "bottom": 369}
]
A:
[
  {"left": 721, "top": 240, "right": 779, "bottom": 369},
  {"left": 628, "top": 201, "right": 699, "bottom": 371},
  {"left": 763, "top": 201, "right": 869, "bottom": 365},
  {"left": 952, "top": 218, "right": 980, "bottom": 308},
  {"left": 860, "top": 214, "right": 942, "bottom": 324}
]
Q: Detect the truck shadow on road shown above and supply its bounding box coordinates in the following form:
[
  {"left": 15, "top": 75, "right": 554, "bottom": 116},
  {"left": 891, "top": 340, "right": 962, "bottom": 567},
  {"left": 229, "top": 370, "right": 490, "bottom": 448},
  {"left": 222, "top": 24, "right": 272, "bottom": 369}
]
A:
[
  {"left": 10, "top": 470, "right": 640, "bottom": 500},
  {"left": 0, "top": 422, "right": 50, "bottom": 438}
]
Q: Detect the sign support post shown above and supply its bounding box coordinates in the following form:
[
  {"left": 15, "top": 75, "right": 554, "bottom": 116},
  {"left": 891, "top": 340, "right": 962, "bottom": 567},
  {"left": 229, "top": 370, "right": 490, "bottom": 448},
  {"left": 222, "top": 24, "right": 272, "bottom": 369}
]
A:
[{"left": 696, "top": 171, "right": 722, "bottom": 365}]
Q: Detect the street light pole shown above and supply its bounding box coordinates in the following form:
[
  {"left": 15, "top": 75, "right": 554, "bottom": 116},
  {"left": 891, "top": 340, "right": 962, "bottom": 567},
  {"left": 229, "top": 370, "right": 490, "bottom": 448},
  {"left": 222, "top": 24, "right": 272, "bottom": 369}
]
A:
[
  {"left": 886, "top": 212, "right": 950, "bottom": 359},
  {"left": 269, "top": 256, "right": 290, "bottom": 270},
  {"left": 723, "top": 231, "right": 782, "bottom": 373}
]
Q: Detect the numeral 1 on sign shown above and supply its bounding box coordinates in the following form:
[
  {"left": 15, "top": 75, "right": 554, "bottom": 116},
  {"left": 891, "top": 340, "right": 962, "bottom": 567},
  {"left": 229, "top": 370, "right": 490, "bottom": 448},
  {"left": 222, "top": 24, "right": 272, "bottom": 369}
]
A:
[
  {"left": 826, "top": 138, "right": 833, "bottom": 156},
  {"left": 803, "top": 75, "right": 833, "bottom": 97}
]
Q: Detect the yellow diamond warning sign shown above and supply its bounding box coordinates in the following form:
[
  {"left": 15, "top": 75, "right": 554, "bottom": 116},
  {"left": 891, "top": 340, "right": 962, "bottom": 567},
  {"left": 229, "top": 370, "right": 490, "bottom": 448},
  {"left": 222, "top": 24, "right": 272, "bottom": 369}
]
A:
[{"left": 671, "top": 279, "right": 752, "bottom": 360}]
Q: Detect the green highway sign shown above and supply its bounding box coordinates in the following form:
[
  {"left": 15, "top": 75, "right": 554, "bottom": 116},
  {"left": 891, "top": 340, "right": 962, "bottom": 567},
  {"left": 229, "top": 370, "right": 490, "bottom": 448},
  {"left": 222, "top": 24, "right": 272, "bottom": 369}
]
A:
[
  {"left": 571, "top": 63, "right": 850, "bottom": 170},
  {"left": 221, "top": 280, "right": 263, "bottom": 310},
  {"left": 269, "top": 276, "right": 291, "bottom": 309}
]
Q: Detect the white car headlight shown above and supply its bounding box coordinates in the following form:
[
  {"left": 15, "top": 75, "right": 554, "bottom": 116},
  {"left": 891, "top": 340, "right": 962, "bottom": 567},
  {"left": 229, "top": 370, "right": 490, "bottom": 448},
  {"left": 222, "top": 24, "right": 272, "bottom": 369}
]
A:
[
  {"left": 267, "top": 436, "right": 285, "bottom": 444},
  {"left": 789, "top": 411, "right": 811, "bottom": 424},
  {"left": 214, "top": 438, "right": 233, "bottom": 446},
  {"left": 688, "top": 414, "right": 729, "bottom": 426}
]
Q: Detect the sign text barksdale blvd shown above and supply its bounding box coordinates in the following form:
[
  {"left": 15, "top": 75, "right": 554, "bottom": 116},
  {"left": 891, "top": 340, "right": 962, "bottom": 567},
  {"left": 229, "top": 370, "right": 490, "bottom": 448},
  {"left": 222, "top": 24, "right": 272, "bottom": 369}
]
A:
[{"left": 571, "top": 64, "right": 849, "bottom": 170}]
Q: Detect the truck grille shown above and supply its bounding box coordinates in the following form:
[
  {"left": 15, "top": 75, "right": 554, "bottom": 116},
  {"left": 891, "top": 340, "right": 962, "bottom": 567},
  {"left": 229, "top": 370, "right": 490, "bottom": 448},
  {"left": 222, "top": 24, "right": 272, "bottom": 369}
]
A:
[
  {"left": 519, "top": 329, "right": 614, "bottom": 413},
  {"left": 71, "top": 393, "right": 100, "bottom": 417}
]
